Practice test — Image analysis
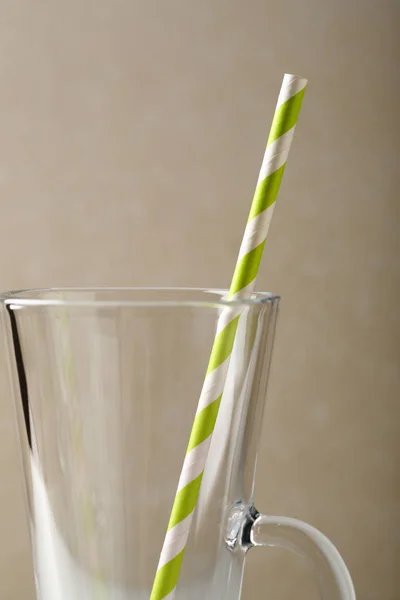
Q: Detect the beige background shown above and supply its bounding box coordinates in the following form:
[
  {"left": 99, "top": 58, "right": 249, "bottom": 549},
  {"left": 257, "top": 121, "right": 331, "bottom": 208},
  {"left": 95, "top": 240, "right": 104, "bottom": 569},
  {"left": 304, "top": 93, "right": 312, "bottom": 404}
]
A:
[{"left": 0, "top": 1, "right": 399, "bottom": 598}]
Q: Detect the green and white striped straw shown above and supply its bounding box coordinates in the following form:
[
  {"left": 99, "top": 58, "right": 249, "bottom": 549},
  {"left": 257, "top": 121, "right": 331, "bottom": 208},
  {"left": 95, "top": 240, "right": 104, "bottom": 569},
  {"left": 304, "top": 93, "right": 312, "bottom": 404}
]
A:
[{"left": 150, "top": 73, "right": 307, "bottom": 600}]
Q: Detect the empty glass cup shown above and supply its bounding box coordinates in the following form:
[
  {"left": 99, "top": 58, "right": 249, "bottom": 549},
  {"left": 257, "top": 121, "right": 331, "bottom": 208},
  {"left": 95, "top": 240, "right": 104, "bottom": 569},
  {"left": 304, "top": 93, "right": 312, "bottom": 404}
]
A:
[{"left": 1, "top": 288, "right": 355, "bottom": 599}]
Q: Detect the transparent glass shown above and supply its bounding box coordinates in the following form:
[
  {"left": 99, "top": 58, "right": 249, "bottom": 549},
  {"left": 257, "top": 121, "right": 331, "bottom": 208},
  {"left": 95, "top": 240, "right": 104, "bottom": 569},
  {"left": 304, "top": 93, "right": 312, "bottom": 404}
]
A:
[{"left": 1, "top": 288, "right": 355, "bottom": 600}]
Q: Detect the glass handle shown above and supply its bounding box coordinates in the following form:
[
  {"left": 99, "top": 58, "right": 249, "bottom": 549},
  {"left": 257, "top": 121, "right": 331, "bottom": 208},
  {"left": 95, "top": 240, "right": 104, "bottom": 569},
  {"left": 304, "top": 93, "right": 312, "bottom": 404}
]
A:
[{"left": 249, "top": 512, "right": 356, "bottom": 599}]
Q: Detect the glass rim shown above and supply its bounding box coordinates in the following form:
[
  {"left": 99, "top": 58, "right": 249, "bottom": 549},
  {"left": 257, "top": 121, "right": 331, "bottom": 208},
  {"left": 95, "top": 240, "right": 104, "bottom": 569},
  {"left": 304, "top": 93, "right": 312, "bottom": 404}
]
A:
[{"left": 0, "top": 287, "right": 280, "bottom": 309}]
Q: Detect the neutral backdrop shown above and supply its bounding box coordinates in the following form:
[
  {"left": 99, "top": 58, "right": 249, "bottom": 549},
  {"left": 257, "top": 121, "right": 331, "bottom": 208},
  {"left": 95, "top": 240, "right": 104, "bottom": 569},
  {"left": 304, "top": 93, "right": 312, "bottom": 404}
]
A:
[{"left": 0, "top": 1, "right": 399, "bottom": 599}]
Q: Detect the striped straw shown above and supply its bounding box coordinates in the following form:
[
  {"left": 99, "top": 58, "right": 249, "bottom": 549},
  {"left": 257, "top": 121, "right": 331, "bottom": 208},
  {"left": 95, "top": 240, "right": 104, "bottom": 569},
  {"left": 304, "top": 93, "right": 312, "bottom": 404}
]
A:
[{"left": 150, "top": 73, "right": 307, "bottom": 600}]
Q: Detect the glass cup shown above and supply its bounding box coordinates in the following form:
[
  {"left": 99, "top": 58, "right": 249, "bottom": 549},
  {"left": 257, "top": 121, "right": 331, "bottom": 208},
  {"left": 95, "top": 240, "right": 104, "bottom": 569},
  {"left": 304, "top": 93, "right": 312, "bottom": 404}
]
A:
[{"left": 1, "top": 288, "right": 355, "bottom": 599}]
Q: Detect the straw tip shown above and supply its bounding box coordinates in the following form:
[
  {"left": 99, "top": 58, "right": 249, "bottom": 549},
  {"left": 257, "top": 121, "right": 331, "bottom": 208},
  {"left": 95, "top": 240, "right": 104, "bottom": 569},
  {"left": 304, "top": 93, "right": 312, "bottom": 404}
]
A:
[{"left": 283, "top": 73, "right": 308, "bottom": 88}]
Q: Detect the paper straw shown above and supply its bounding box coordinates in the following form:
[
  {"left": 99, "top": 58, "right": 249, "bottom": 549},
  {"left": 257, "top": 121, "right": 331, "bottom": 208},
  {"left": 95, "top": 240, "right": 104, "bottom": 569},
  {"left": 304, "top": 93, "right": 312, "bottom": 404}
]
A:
[{"left": 150, "top": 73, "right": 307, "bottom": 600}]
